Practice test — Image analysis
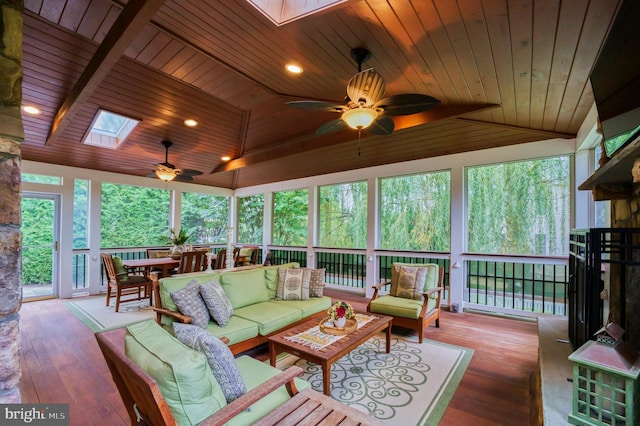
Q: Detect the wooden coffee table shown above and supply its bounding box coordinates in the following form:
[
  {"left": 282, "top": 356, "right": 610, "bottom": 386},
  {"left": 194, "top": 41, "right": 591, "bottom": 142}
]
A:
[{"left": 268, "top": 312, "right": 393, "bottom": 396}]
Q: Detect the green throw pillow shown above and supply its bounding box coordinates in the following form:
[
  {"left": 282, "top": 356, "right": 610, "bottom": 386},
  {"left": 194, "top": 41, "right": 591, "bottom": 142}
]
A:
[
  {"left": 124, "top": 320, "right": 226, "bottom": 425},
  {"left": 113, "top": 256, "right": 128, "bottom": 278}
]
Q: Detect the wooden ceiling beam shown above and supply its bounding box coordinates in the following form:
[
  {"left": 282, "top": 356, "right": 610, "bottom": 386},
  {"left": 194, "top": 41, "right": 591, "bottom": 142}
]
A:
[
  {"left": 211, "top": 103, "right": 500, "bottom": 173},
  {"left": 46, "top": 0, "right": 166, "bottom": 145}
]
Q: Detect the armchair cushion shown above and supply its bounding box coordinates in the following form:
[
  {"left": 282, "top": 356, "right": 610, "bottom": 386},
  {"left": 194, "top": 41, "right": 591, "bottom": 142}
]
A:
[
  {"left": 124, "top": 320, "right": 226, "bottom": 426},
  {"left": 173, "top": 323, "right": 246, "bottom": 403},
  {"left": 391, "top": 263, "right": 440, "bottom": 299},
  {"left": 170, "top": 281, "right": 210, "bottom": 329},
  {"left": 276, "top": 268, "right": 310, "bottom": 300},
  {"left": 199, "top": 279, "right": 233, "bottom": 327},
  {"left": 368, "top": 295, "right": 425, "bottom": 320},
  {"left": 393, "top": 266, "right": 428, "bottom": 300}
]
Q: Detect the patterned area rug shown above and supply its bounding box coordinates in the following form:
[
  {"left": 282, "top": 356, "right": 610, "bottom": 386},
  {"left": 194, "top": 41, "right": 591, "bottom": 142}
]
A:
[
  {"left": 277, "top": 333, "right": 473, "bottom": 425},
  {"left": 65, "top": 295, "right": 155, "bottom": 332}
]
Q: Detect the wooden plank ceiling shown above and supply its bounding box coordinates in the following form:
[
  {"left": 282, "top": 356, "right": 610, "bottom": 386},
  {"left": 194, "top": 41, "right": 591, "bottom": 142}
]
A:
[{"left": 20, "top": 0, "right": 623, "bottom": 189}]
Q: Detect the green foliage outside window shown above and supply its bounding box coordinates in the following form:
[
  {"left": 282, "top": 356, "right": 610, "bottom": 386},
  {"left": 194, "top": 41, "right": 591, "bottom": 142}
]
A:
[
  {"left": 21, "top": 197, "right": 54, "bottom": 284},
  {"left": 73, "top": 179, "right": 88, "bottom": 249},
  {"left": 380, "top": 171, "right": 450, "bottom": 251},
  {"left": 319, "top": 182, "right": 367, "bottom": 249},
  {"left": 467, "top": 156, "right": 570, "bottom": 256},
  {"left": 238, "top": 194, "right": 264, "bottom": 244},
  {"left": 181, "top": 192, "right": 229, "bottom": 243},
  {"left": 100, "top": 183, "right": 170, "bottom": 247},
  {"left": 273, "top": 189, "right": 308, "bottom": 246}
]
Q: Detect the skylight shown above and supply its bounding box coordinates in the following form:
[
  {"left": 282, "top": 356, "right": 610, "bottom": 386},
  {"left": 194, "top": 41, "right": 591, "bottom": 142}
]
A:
[
  {"left": 82, "top": 109, "right": 139, "bottom": 150},
  {"left": 247, "top": 0, "right": 346, "bottom": 26}
]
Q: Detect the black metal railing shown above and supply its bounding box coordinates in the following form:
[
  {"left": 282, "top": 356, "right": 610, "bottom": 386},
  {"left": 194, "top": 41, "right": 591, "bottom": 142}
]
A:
[
  {"left": 466, "top": 259, "right": 568, "bottom": 315},
  {"left": 270, "top": 248, "right": 307, "bottom": 266},
  {"left": 316, "top": 251, "right": 367, "bottom": 288}
]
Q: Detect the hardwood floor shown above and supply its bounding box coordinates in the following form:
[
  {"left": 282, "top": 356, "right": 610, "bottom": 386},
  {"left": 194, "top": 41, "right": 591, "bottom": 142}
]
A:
[{"left": 18, "top": 289, "right": 540, "bottom": 425}]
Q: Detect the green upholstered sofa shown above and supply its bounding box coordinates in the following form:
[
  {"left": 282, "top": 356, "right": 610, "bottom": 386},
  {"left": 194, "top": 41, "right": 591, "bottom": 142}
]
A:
[{"left": 152, "top": 263, "right": 332, "bottom": 354}]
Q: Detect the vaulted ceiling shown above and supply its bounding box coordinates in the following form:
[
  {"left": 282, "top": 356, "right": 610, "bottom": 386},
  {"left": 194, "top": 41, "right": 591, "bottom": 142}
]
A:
[{"left": 20, "top": 0, "right": 622, "bottom": 189}]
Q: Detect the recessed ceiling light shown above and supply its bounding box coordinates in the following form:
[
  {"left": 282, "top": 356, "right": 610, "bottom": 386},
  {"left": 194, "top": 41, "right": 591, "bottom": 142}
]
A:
[
  {"left": 221, "top": 156, "right": 231, "bottom": 162},
  {"left": 22, "top": 105, "right": 41, "bottom": 115},
  {"left": 184, "top": 119, "right": 198, "bottom": 127},
  {"left": 285, "top": 64, "right": 303, "bottom": 74}
]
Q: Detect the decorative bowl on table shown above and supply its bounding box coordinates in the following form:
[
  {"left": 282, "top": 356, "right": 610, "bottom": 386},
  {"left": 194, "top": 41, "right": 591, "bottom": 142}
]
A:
[{"left": 320, "top": 316, "right": 357, "bottom": 335}]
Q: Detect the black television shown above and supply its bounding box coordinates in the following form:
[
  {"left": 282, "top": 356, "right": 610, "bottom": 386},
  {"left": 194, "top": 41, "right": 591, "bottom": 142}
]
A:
[{"left": 590, "top": 0, "right": 640, "bottom": 157}]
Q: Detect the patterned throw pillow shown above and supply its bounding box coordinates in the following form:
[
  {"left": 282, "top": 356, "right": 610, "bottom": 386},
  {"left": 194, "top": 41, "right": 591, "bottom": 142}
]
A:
[
  {"left": 391, "top": 266, "right": 428, "bottom": 300},
  {"left": 199, "top": 279, "right": 233, "bottom": 327},
  {"left": 276, "top": 268, "right": 310, "bottom": 300},
  {"left": 308, "top": 268, "right": 325, "bottom": 297},
  {"left": 170, "top": 281, "right": 210, "bottom": 329},
  {"left": 173, "top": 323, "right": 247, "bottom": 403}
]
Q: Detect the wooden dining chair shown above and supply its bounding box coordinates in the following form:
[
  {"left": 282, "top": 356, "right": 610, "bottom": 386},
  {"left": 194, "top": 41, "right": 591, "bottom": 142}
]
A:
[
  {"left": 214, "top": 248, "right": 241, "bottom": 269},
  {"left": 176, "top": 250, "right": 207, "bottom": 274},
  {"left": 101, "top": 253, "right": 152, "bottom": 312}
]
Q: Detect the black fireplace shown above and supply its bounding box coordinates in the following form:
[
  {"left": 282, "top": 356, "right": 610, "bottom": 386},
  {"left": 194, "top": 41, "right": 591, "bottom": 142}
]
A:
[{"left": 569, "top": 228, "right": 640, "bottom": 351}]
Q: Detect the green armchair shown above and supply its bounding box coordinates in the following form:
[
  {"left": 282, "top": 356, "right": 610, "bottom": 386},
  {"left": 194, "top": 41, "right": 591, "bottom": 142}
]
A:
[{"left": 367, "top": 263, "right": 444, "bottom": 343}]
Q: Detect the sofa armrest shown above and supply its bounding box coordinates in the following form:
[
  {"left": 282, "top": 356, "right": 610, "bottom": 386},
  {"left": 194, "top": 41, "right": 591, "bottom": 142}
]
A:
[
  {"left": 199, "top": 366, "right": 303, "bottom": 425},
  {"left": 152, "top": 308, "right": 192, "bottom": 324}
]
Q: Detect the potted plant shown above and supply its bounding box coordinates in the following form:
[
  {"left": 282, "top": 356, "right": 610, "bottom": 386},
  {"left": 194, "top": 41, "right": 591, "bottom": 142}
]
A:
[
  {"left": 159, "top": 228, "right": 191, "bottom": 259},
  {"left": 328, "top": 301, "right": 354, "bottom": 327}
]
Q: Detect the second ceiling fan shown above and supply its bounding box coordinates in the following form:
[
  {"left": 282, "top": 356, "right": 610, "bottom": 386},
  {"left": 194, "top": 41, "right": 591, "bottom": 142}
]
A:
[{"left": 287, "top": 48, "right": 440, "bottom": 135}]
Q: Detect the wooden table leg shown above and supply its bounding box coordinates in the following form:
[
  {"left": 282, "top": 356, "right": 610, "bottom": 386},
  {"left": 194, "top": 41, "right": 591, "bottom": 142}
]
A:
[
  {"left": 322, "top": 361, "right": 331, "bottom": 395},
  {"left": 385, "top": 323, "right": 391, "bottom": 353},
  {"left": 269, "top": 342, "right": 277, "bottom": 367}
]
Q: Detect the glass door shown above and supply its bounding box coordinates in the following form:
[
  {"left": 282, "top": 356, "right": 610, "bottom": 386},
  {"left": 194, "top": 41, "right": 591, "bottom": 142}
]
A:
[{"left": 21, "top": 193, "right": 60, "bottom": 300}]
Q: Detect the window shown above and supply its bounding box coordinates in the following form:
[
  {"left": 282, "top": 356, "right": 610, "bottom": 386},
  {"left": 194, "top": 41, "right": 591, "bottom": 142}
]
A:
[
  {"left": 466, "top": 156, "right": 570, "bottom": 256},
  {"left": 273, "top": 189, "right": 308, "bottom": 246},
  {"left": 101, "top": 183, "right": 169, "bottom": 247},
  {"left": 22, "top": 173, "right": 61, "bottom": 185},
  {"left": 73, "top": 179, "right": 89, "bottom": 249},
  {"left": 237, "top": 195, "right": 264, "bottom": 244},
  {"left": 82, "top": 109, "right": 139, "bottom": 149},
  {"left": 380, "top": 171, "right": 450, "bottom": 251},
  {"left": 181, "top": 192, "right": 229, "bottom": 244},
  {"left": 318, "top": 181, "right": 367, "bottom": 249}
]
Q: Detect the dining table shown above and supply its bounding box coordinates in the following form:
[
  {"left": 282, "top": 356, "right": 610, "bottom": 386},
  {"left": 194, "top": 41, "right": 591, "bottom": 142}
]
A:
[{"left": 122, "top": 257, "right": 180, "bottom": 278}]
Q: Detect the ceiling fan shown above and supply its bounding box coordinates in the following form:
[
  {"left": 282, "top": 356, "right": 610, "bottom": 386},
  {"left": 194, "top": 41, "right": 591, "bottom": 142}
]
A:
[
  {"left": 147, "top": 140, "right": 203, "bottom": 182},
  {"left": 287, "top": 48, "right": 441, "bottom": 135}
]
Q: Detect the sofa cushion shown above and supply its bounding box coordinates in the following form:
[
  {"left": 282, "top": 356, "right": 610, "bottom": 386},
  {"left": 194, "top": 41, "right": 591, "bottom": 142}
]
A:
[
  {"left": 113, "top": 255, "right": 128, "bottom": 278},
  {"left": 199, "top": 279, "right": 233, "bottom": 327},
  {"left": 124, "top": 320, "right": 226, "bottom": 426},
  {"left": 220, "top": 268, "right": 270, "bottom": 309},
  {"left": 271, "top": 296, "right": 332, "bottom": 317},
  {"left": 204, "top": 316, "right": 260, "bottom": 346},
  {"left": 170, "top": 281, "right": 210, "bottom": 329},
  {"left": 262, "top": 262, "right": 298, "bottom": 299},
  {"left": 234, "top": 302, "right": 302, "bottom": 335},
  {"left": 308, "top": 268, "right": 326, "bottom": 297},
  {"left": 276, "top": 268, "right": 310, "bottom": 300},
  {"left": 392, "top": 266, "right": 428, "bottom": 300},
  {"left": 226, "top": 356, "right": 311, "bottom": 426},
  {"left": 159, "top": 272, "right": 222, "bottom": 320},
  {"left": 173, "top": 323, "right": 246, "bottom": 403}
]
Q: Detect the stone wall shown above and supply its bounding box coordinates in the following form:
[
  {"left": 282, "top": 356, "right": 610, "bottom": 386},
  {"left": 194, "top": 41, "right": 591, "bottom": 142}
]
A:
[
  {"left": 0, "top": 0, "right": 24, "bottom": 404},
  {"left": 610, "top": 198, "right": 640, "bottom": 351}
]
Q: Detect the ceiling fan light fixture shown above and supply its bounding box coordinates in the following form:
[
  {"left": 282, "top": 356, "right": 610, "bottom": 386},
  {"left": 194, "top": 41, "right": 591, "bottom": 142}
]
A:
[
  {"left": 155, "top": 169, "right": 177, "bottom": 182},
  {"left": 342, "top": 107, "right": 378, "bottom": 129}
]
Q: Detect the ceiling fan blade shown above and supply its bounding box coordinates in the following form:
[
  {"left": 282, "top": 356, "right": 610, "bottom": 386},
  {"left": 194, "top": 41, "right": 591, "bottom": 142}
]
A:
[
  {"left": 316, "top": 118, "right": 349, "bottom": 135},
  {"left": 374, "top": 94, "right": 441, "bottom": 116},
  {"left": 286, "top": 100, "right": 346, "bottom": 113},
  {"left": 367, "top": 116, "right": 394, "bottom": 135},
  {"left": 346, "top": 68, "right": 386, "bottom": 106},
  {"left": 175, "top": 175, "right": 194, "bottom": 182},
  {"left": 146, "top": 173, "right": 158, "bottom": 178},
  {"left": 179, "top": 169, "right": 203, "bottom": 176}
]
